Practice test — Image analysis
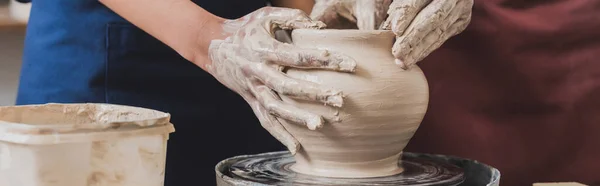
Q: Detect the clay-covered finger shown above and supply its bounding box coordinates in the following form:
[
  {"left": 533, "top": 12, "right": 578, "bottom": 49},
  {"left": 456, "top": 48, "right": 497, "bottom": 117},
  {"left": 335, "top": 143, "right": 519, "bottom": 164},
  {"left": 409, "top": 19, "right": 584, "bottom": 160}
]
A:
[
  {"left": 273, "top": 19, "right": 326, "bottom": 30},
  {"left": 395, "top": 1, "right": 473, "bottom": 68},
  {"left": 432, "top": 0, "right": 472, "bottom": 38},
  {"left": 250, "top": 101, "right": 301, "bottom": 154},
  {"left": 355, "top": 0, "right": 392, "bottom": 30},
  {"left": 242, "top": 62, "right": 344, "bottom": 107},
  {"left": 396, "top": 28, "right": 442, "bottom": 68},
  {"left": 392, "top": 1, "right": 457, "bottom": 59},
  {"left": 444, "top": 0, "right": 473, "bottom": 37},
  {"left": 380, "top": 0, "right": 431, "bottom": 35},
  {"left": 265, "top": 8, "right": 326, "bottom": 30},
  {"left": 414, "top": 12, "right": 472, "bottom": 64},
  {"left": 396, "top": 25, "right": 444, "bottom": 68},
  {"left": 251, "top": 85, "right": 325, "bottom": 130},
  {"left": 254, "top": 44, "right": 357, "bottom": 72}
]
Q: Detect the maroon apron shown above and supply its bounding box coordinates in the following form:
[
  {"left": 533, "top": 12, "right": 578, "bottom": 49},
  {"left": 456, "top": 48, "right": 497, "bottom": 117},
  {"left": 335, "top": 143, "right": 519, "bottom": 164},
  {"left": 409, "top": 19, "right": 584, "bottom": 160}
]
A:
[{"left": 405, "top": 0, "right": 600, "bottom": 185}]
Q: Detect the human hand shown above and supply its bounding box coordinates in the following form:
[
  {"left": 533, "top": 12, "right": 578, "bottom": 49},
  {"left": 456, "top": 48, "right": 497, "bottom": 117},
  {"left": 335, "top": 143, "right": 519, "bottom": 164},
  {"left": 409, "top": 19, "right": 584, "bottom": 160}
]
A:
[
  {"left": 310, "top": 0, "right": 392, "bottom": 30},
  {"left": 206, "top": 7, "right": 357, "bottom": 154},
  {"left": 311, "top": 0, "right": 473, "bottom": 69},
  {"left": 381, "top": 0, "right": 473, "bottom": 69}
]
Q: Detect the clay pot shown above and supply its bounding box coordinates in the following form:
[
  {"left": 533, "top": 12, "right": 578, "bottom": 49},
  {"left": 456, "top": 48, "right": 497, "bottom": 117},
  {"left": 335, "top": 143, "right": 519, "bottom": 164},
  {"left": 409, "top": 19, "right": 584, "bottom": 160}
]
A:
[{"left": 280, "top": 29, "right": 429, "bottom": 178}]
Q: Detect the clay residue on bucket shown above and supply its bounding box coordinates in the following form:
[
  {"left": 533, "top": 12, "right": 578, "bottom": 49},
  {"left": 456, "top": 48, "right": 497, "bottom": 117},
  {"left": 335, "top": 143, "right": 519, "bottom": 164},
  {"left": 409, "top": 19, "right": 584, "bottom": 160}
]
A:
[
  {"left": 0, "top": 103, "right": 171, "bottom": 134},
  {"left": 87, "top": 135, "right": 168, "bottom": 186}
]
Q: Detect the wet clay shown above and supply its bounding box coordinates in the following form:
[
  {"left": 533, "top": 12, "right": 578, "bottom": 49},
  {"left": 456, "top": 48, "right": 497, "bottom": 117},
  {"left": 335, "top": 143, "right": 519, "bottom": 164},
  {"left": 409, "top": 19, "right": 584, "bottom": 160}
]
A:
[
  {"left": 310, "top": 0, "right": 473, "bottom": 69},
  {"left": 0, "top": 103, "right": 171, "bottom": 135},
  {"left": 208, "top": 7, "right": 361, "bottom": 154},
  {"left": 311, "top": 0, "right": 392, "bottom": 30},
  {"left": 278, "top": 29, "right": 429, "bottom": 178}
]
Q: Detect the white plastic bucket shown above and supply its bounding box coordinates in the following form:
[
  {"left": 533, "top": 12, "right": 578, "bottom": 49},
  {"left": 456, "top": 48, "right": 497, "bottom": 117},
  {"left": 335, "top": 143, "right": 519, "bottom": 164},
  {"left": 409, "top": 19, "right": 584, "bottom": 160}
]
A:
[{"left": 0, "top": 103, "right": 175, "bottom": 186}]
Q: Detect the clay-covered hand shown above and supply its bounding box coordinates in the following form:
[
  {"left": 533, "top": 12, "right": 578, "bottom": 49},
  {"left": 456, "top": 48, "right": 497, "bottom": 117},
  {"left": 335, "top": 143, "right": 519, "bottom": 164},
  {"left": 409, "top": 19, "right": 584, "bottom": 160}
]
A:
[
  {"left": 207, "top": 7, "right": 356, "bottom": 154},
  {"left": 381, "top": 0, "right": 473, "bottom": 69},
  {"left": 310, "top": 0, "right": 392, "bottom": 30}
]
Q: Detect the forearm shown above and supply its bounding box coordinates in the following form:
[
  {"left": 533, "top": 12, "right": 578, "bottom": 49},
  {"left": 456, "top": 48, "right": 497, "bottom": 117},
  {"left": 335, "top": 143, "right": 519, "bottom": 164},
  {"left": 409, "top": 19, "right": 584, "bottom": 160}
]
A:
[{"left": 99, "top": 0, "right": 225, "bottom": 69}]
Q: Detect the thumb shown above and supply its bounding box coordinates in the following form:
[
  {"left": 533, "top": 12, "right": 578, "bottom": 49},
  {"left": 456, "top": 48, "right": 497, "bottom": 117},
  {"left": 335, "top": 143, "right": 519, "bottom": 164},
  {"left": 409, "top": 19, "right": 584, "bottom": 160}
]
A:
[
  {"left": 252, "top": 102, "right": 301, "bottom": 155},
  {"left": 380, "top": 0, "right": 431, "bottom": 35}
]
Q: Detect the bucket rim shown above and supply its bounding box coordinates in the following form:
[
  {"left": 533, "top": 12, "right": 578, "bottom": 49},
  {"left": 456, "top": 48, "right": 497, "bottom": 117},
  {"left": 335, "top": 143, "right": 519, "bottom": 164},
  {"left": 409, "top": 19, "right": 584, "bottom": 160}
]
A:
[{"left": 0, "top": 103, "right": 171, "bottom": 135}]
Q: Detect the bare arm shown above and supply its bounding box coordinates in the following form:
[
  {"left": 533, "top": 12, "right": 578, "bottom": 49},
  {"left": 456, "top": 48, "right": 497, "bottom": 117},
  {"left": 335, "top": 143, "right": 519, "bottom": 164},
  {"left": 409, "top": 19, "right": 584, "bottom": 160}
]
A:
[
  {"left": 99, "top": 0, "right": 226, "bottom": 71},
  {"left": 98, "top": 1, "right": 359, "bottom": 154},
  {"left": 271, "top": 0, "right": 315, "bottom": 14}
]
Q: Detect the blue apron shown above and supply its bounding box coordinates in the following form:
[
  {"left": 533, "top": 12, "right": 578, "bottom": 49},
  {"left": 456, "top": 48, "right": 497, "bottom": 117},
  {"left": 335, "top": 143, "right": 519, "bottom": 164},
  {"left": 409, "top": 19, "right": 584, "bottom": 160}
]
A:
[{"left": 16, "top": 0, "right": 285, "bottom": 185}]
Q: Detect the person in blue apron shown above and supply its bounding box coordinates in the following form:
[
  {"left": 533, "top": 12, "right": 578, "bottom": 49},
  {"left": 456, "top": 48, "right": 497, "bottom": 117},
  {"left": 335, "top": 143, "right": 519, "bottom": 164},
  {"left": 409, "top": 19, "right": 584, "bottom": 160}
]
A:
[
  {"left": 15, "top": 0, "right": 472, "bottom": 184},
  {"left": 16, "top": 0, "right": 288, "bottom": 185}
]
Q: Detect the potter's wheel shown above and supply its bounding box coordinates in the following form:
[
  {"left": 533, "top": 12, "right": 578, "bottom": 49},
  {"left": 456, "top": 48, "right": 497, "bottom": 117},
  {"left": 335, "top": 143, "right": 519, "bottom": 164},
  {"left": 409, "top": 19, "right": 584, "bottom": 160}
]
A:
[{"left": 216, "top": 152, "right": 501, "bottom": 186}]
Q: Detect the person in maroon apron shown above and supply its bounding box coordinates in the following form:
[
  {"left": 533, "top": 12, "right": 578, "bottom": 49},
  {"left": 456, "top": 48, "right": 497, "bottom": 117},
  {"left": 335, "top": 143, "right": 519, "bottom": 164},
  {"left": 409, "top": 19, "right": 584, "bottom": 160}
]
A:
[
  {"left": 314, "top": 0, "right": 600, "bottom": 185},
  {"left": 406, "top": 0, "right": 600, "bottom": 185}
]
